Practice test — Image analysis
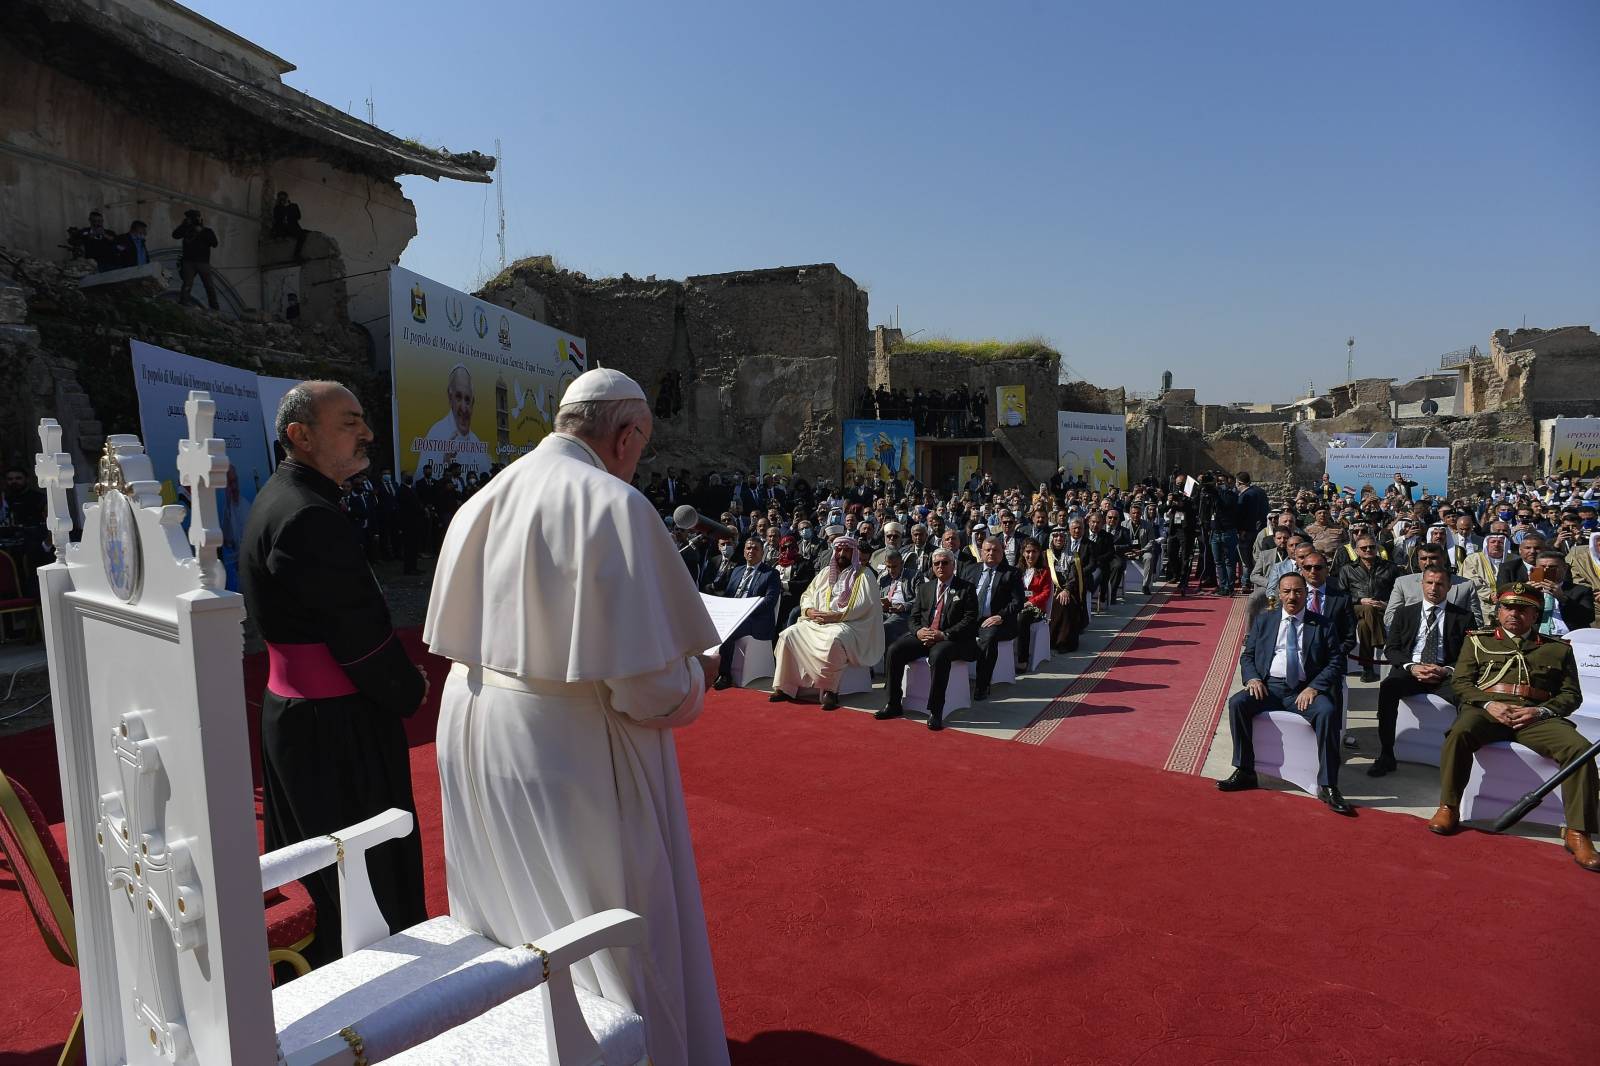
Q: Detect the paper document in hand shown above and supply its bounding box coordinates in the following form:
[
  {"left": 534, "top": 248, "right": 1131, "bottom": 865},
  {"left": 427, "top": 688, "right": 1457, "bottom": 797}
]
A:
[{"left": 700, "top": 592, "right": 765, "bottom": 647}]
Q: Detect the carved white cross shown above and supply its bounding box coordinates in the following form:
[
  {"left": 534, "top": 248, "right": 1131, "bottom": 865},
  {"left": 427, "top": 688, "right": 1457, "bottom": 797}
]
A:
[
  {"left": 34, "top": 419, "right": 75, "bottom": 560},
  {"left": 100, "top": 710, "right": 204, "bottom": 1062},
  {"left": 176, "top": 392, "right": 231, "bottom": 591}
]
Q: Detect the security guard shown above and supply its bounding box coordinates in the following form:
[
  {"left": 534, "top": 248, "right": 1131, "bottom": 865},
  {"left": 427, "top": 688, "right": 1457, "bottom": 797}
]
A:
[{"left": 1430, "top": 582, "right": 1599, "bottom": 872}]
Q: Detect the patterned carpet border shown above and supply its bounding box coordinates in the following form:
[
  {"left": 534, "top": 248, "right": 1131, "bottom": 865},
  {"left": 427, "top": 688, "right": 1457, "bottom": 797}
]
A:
[
  {"left": 1012, "top": 589, "right": 1170, "bottom": 746},
  {"left": 1163, "top": 593, "right": 1249, "bottom": 774}
]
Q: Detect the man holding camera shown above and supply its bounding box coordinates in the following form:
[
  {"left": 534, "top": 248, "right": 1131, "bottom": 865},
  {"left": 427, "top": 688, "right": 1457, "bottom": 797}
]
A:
[{"left": 172, "top": 208, "right": 220, "bottom": 309}]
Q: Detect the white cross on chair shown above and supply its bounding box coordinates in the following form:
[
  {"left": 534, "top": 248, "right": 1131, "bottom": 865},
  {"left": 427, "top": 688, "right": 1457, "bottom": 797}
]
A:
[
  {"left": 34, "top": 419, "right": 75, "bottom": 560},
  {"left": 176, "top": 391, "right": 232, "bottom": 590},
  {"left": 100, "top": 709, "right": 206, "bottom": 1061}
]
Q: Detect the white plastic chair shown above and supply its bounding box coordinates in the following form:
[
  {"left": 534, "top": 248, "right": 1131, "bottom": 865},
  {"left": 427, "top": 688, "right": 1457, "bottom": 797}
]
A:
[
  {"left": 1460, "top": 742, "right": 1568, "bottom": 828},
  {"left": 902, "top": 659, "right": 972, "bottom": 716},
  {"left": 732, "top": 600, "right": 782, "bottom": 687},
  {"left": 1250, "top": 710, "right": 1321, "bottom": 796},
  {"left": 837, "top": 664, "right": 874, "bottom": 695}
]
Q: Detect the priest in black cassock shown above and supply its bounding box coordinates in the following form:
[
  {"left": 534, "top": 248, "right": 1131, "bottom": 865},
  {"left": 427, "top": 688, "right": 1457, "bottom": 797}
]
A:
[{"left": 241, "top": 380, "right": 429, "bottom": 965}]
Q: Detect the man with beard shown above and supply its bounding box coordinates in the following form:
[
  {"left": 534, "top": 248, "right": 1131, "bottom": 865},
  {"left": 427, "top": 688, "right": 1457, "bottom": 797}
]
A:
[
  {"left": 241, "top": 381, "right": 430, "bottom": 964},
  {"left": 413, "top": 363, "right": 491, "bottom": 477}
]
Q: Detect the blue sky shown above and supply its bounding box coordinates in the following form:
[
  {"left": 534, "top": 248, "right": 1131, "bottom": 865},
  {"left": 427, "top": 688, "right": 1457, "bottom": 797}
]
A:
[{"left": 206, "top": 0, "right": 1599, "bottom": 404}]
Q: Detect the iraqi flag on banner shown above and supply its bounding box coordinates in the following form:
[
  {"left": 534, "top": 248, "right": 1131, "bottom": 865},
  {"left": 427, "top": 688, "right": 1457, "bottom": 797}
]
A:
[{"left": 1101, "top": 447, "right": 1118, "bottom": 470}]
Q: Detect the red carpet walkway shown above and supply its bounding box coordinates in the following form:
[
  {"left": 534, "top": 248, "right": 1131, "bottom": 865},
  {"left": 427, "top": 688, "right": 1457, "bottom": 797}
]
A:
[
  {"left": 4, "top": 628, "right": 1596, "bottom": 1065},
  {"left": 1017, "top": 591, "right": 1249, "bottom": 774}
]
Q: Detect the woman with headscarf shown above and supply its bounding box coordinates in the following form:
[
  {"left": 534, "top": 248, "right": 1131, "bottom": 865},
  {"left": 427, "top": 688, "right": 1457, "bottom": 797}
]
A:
[{"left": 768, "top": 535, "right": 885, "bottom": 709}]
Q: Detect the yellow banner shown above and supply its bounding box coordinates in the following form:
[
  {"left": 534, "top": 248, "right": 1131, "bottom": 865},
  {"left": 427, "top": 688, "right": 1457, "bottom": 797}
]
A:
[
  {"left": 759, "top": 453, "right": 793, "bottom": 478},
  {"left": 996, "top": 385, "right": 1027, "bottom": 428},
  {"left": 957, "top": 454, "right": 980, "bottom": 486},
  {"left": 390, "top": 266, "right": 586, "bottom": 477},
  {"left": 1550, "top": 417, "right": 1600, "bottom": 477}
]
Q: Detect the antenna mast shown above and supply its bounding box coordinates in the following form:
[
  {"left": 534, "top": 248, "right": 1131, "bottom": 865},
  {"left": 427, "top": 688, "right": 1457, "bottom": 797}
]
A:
[
  {"left": 1346, "top": 336, "right": 1355, "bottom": 382},
  {"left": 495, "top": 138, "right": 506, "bottom": 272}
]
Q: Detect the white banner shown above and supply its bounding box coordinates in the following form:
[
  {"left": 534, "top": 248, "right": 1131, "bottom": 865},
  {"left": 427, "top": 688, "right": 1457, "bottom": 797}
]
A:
[
  {"left": 130, "top": 341, "right": 273, "bottom": 589},
  {"left": 1057, "top": 411, "right": 1128, "bottom": 492},
  {"left": 390, "top": 266, "right": 586, "bottom": 477}
]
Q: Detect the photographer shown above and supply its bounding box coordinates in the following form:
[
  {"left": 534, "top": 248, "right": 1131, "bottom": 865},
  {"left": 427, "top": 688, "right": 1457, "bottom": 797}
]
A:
[
  {"left": 1201, "top": 472, "right": 1242, "bottom": 595},
  {"left": 67, "top": 209, "right": 118, "bottom": 270},
  {"left": 1163, "top": 491, "right": 1196, "bottom": 594},
  {"left": 172, "top": 208, "right": 220, "bottom": 309}
]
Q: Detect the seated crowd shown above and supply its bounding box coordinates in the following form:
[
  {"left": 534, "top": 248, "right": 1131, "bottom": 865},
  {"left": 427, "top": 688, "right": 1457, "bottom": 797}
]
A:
[{"left": 669, "top": 459, "right": 1600, "bottom": 873}]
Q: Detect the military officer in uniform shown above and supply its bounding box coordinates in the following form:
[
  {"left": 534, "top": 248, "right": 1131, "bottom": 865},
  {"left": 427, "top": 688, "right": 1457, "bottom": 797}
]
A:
[{"left": 1430, "top": 582, "right": 1600, "bottom": 873}]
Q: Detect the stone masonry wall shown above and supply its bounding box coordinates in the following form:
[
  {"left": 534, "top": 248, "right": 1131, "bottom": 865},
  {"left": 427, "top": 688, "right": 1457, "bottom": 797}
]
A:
[{"left": 478, "top": 260, "right": 869, "bottom": 481}]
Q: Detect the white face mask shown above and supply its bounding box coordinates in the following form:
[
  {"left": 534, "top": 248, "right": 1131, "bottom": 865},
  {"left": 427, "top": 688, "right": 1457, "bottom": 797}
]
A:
[{"left": 721, "top": 544, "right": 736, "bottom": 558}]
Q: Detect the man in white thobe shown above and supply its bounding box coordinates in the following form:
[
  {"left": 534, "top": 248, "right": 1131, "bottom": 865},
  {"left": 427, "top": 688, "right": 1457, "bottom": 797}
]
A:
[
  {"left": 768, "top": 536, "right": 884, "bottom": 710},
  {"left": 424, "top": 367, "right": 730, "bottom": 1066}
]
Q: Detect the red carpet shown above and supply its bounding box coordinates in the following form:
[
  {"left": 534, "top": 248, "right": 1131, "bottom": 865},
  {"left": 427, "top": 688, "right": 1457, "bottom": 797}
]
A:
[
  {"left": 4, "top": 630, "right": 1597, "bottom": 1065},
  {"left": 1019, "top": 591, "right": 1248, "bottom": 774}
]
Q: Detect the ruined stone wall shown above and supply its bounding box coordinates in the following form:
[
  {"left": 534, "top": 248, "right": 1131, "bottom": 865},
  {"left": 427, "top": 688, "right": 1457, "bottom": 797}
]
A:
[
  {"left": 879, "top": 350, "right": 1061, "bottom": 485},
  {"left": 1058, "top": 380, "right": 1125, "bottom": 415},
  {"left": 477, "top": 261, "right": 868, "bottom": 480},
  {"left": 0, "top": 35, "right": 417, "bottom": 338},
  {"left": 1, "top": 246, "right": 375, "bottom": 486}
]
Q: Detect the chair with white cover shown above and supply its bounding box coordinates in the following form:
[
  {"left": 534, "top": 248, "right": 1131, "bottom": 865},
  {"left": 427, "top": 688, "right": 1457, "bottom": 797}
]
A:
[
  {"left": 836, "top": 664, "right": 874, "bottom": 695},
  {"left": 1394, "top": 692, "right": 1456, "bottom": 766},
  {"left": 901, "top": 658, "right": 972, "bottom": 717},
  {"left": 1027, "top": 619, "right": 1051, "bottom": 672},
  {"left": 1250, "top": 710, "right": 1322, "bottom": 796},
  {"left": 34, "top": 409, "right": 647, "bottom": 1066},
  {"left": 988, "top": 639, "right": 1017, "bottom": 686},
  {"left": 731, "top": 601, "right": 780, "bottom": 687},
  {"left": 1460, "top": 742, "right": 1569, "bottom": 828}
]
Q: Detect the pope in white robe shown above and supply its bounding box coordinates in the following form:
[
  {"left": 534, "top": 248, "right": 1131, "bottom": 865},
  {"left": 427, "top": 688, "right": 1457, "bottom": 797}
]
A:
[
  {"left": 769, "top": 536, "right": 884, "bottom": 707},
  {"left": 423, "top": 367, "right": 730, "bottom": 1066}
]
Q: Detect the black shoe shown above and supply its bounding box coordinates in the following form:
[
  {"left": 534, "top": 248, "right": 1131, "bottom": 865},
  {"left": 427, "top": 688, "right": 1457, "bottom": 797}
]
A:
[
  {"left": 927, "top": 714, "right": 945, "bottom": 731},
  {"left": 713, "top": 675, "right": 732, "bottom": 691},
  {"left": 874, "top": 704, "right": 903, "bottom": 720},
  {"left": 1365, "top": 755, "right": 1397, "bottom": 778},
  {"left": 973, "top": 686, "right": 990, "bottom": 701},
  {"left": 1318, "top": 786, "right": 1356, "bottom": 816},
  {"left": 1360, "top": 668, "right": 1378, "bottom": 683},
  {"left": 1216, "top": 769, "right": 1259, "bottom": 792},
  {"left": 768, "top": 690, "right": 793, "bottom": 703},
  {"left": 820, "top": 691, "right": 839, "bottom": 711}
]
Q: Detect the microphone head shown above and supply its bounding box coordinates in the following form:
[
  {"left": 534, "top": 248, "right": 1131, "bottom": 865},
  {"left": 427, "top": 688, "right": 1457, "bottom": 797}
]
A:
[{"left": 673, "top": 505, "right": 699, "bottom": 530}]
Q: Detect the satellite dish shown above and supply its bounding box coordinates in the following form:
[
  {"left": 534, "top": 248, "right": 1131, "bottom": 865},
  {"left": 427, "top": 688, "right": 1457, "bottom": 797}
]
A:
[{"left": 1420, "top": 399, "right": 1439, "bottom": 415}]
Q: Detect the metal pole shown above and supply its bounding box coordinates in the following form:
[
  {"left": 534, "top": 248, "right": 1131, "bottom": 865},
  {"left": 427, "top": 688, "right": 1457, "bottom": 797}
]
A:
[{"left": 1491, "top": 733, "right": 1600, "bottom": 832}]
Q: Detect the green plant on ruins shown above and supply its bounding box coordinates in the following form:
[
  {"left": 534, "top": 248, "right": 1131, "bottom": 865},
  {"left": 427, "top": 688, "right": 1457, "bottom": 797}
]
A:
[{"left": 892, "top": 336, "right": 1059, "bottom": 362}]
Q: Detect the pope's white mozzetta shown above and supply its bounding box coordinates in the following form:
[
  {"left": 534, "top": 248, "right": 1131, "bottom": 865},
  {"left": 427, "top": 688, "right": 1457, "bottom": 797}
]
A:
[{"left": 424, "top": 368, "right": 729, "bottom": 1066}]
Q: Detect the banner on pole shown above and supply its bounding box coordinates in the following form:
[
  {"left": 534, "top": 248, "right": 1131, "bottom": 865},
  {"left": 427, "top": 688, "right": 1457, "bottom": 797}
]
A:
[
  {"left": 1324, "top": 446, "right": 1450, "bottom": 499},
  {"left": 130, "top": 341, "right": 273, "bottom": 589},
  {"left": 842, "top": 419, "right": 916, "bottom": 483},
  {"left": 1057, "top": 411, "right": 1128, "bottom": 492},
  {"left": 389, "top": 266, "right": 586, "bottom": 478}
]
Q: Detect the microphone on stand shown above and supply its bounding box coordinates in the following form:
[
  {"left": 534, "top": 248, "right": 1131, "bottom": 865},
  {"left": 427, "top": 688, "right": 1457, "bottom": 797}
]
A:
[{"left": 674, "top": 505, "right": 738, "bottom": 545}]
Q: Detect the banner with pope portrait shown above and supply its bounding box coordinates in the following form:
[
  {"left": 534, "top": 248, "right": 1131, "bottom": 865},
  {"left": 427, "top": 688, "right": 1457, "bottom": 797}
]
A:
[
  {"left": 996, "top": 385, "right": 1027, "bottom": 427},
  {"left": 760, "top": 453, "right": 793, "bottom": 479},
  {"left": 842, "top": 419, "right": 916, "bottom": 484},
  {"left": 389, "top": 266, "right": 587, "bottom": 478}
]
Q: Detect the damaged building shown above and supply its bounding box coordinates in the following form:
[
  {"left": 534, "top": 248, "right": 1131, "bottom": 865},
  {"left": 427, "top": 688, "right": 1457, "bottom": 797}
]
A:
[{"left": 0, "top": 0, "right": 492, "bottom": 479}]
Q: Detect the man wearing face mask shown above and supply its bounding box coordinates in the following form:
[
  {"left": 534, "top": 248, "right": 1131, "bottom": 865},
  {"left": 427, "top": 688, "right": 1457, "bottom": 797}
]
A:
[
  {"left": 700, "top": 534, "right": 738, "bottom": 593},
  {"left": 795, "top": 520, "right": 823, "bottom": 563}
]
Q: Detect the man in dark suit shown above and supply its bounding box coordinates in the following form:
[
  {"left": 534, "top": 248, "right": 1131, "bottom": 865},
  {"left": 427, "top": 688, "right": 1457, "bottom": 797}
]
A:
[
  {"left": 1300, "top": 551, "right": 1356, "bottom": 714},
  {"left": 995, "top": 511, "right": 1027, "bottom": 567},
  {"left": 968, "top": 539, "right": 1024, "bottom": 700},
  {"left": 1236, "top": 471, "right": 1270, "bottom": 571},
  {"left": 712, "top": 537, "right": 783, "bottom": 689},
  {"left": 1083, "top": 510, "right": 1116, "bottom": 604},
  {"left": 699, "top": 534, "right": 738, "bottom": 593},
  {"left": 877, "top": 549, "right": 978, "bottom": 731},
  {"left": 1218, "top": 572, "right": 1355, "bottom": 815},
  {"left": 1369, "top": 565, "right": 1471, "bottom": 776},
  {"left": 1528, "top": 548, "right": 1596, "bottom": 632},
  {"left": 1494, "top": 531, "right": 1543, "bottom": 586}
]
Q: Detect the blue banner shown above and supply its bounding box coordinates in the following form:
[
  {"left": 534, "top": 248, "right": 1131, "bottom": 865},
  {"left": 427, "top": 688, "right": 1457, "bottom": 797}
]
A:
[
  {"left": 130, "top": 341, "right": 273, "bottom": 589},
  {"left": 1324, "top": 446, "right": 1450, "bottom": 499},
  {"left": 842, "top": 419, "right": 916, "bottom": 483}
]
